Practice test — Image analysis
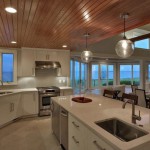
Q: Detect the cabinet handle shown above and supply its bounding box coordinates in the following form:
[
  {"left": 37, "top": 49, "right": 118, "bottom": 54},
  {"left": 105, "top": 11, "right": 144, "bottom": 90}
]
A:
[
  {"left": 60, "top": 111, "right": 68, "bottom": 117},
  {"left": 10, "top": 103, "right": 14, "bottom": 112},
  {"left": 72, "top": 136, "right": 79, "bottom": 144},
  {"left": 10, "top": 103, "right": 12, "bottom": 112},
  {"left": 93, "top": 140, "right": 106, "bottom": 150},
  {"left": 72, "top": 121, "right": 79, "bottom": 128}
]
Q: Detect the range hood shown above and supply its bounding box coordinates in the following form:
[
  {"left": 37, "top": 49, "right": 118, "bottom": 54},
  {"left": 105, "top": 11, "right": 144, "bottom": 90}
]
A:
[{"left": 35, "top": 61, "right": 61, "bottom": 69}]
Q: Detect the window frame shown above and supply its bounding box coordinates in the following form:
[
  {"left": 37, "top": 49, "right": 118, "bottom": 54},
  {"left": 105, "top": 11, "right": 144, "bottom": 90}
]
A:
[
  {"left": 119, "top": 63, "right": 140, "bottom": 86},
  {"left": 90, "top": 62, "right": 116, "bottom": 89},
  {"left": 70, "top": 58, "right": 88, "bottom": 93},
  {"left": 0, "top": 49, "right": 17, "bottom": 85}
]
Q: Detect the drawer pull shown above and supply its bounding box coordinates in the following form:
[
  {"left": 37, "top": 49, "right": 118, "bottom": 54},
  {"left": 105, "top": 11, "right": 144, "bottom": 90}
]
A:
[
  {"left": 93, "top": 140, "right": 106, "bottom": 150},
  {"left": 72, "top": 121, "right": 79, "bottom": 128},
  {"left": 72, "top": 136, "right": 79, "bottom": 144}
]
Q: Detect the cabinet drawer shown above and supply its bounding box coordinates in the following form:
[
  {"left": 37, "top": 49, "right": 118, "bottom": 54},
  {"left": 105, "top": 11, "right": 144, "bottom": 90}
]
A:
[
  {"left": 69, "top": 114, "right": 84, "bottom": 134},
  {"left": 69, "top": 114, "right": 85, "bottom": 150},
  {"left": 87, "top": 131, "right": 114, "bottom": 150}
]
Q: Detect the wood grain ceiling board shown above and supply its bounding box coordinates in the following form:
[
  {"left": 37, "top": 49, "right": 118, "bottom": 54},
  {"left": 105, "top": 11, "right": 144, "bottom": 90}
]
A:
[{"left": 0, "top": 0, "right": 150, "bottom": 50}]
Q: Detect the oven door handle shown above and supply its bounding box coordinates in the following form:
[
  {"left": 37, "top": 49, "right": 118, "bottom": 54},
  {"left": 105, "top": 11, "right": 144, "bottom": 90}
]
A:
[{"left": 41, "top": 94, "right": 58, "bottom": 97}]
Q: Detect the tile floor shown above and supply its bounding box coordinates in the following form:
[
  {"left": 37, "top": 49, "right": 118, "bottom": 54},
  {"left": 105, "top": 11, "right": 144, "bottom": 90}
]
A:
[{"left": 0, "top": 117, "right": 62, "bottom": 150}]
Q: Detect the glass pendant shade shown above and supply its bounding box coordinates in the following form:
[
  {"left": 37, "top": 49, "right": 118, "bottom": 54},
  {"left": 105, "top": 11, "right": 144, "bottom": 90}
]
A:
[
  {"left": 115, "top": 13, "right": 134, "bottom": 58},
  {"left": 81, "top": 50, "right": 93, "bottom": 63},
  {"left": 81, "top": 33, "right": 93, "bottom": 63},
  {"left": 115, "top": 39, "right": 134, "bottom": 58}
]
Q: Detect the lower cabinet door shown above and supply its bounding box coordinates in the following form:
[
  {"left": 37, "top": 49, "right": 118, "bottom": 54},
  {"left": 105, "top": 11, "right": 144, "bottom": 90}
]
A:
[
  {"left": 21, "top": 92, "right": 37, "bottom": 116},
  {"left": 87, "top": 131, "right": 114, "bottom": 150},
  {"left": 52, "top": 101, "right": 60, "bottom": 142}
]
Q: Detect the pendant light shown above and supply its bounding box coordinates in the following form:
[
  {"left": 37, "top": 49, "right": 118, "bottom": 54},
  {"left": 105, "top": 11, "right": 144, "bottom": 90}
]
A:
[
  {"left": 115, "top": 13, "right": 134, "bottom": 58},
  {"left": 81, "top": 33, "right": 93, "bottom": 63}
]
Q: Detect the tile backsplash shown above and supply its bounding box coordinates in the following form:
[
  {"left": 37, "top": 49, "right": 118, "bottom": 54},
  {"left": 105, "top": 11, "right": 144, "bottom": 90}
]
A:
[{"left": 1, "top": 69, "right": 68, "bottom": 89}]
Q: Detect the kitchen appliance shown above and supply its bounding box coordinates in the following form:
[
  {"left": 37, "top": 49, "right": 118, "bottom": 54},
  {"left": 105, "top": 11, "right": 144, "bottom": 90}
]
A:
[
  {"left": 60, "top": 107, "right": 68, "bottom": 150},
  {"left": 37, "top": 86, "right": 60, "bottom": 116},
  {"left": 35, "top": 61, "right": 61, "bottom": 69}
]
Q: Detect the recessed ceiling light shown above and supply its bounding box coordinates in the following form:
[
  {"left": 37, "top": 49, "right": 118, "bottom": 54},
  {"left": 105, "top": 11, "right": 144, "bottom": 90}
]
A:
[
  {"left": 62, "top": 45, "right": 67, "bottom": 48},
  {"left": 5, "top": 7, "right": 17, "bottom": 13},
  {"left": 11, "top": 41, "right": 17, "bottom": 44}
]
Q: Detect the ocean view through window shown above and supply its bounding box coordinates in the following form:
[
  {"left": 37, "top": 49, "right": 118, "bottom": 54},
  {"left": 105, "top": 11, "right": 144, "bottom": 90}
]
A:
[
  {"left": 120, "top": 64, "right": 140, "bottom": 85},
  {"left": 2, "top": 53, "right": 14, "bottom": 82},
  {"left": 91, "top": 64, "right": 114, "bottom": 88}
]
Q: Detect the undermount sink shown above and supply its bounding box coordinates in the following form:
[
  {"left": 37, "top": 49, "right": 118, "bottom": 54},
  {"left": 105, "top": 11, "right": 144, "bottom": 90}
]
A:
[
  {"left": 95, "top": 118, "right": 148, "bottom": 142},
  {"left": 0, "top": 91, "right": 13, "bottom": 95}
]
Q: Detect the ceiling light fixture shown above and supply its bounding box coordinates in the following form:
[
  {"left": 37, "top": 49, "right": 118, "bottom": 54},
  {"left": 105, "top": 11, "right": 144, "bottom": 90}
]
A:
[
  {"left": 81, "top": 33, "right": 93, "bottom": 63},
  {"left": 11, "top": 41, "right": 17, "bottom": 44},
  {"left": 5, "top": 7, "right": 17, "bottom": 13},
  {"left": 115, "top": 13, "right": 134, "bottom": 58},
  {"left": 62, "top": 45, "right": 67, "bottom": 48}
]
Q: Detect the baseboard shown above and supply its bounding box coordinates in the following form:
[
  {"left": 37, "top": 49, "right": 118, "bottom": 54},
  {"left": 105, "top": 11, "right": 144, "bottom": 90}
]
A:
[{"left": 0, "top": 114, "right": 38, "bottom": 129}]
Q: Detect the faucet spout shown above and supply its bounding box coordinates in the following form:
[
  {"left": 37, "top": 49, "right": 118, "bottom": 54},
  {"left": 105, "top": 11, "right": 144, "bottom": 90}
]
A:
[{"left": 122, "top": 99, "right": 141, "bottom": 124}]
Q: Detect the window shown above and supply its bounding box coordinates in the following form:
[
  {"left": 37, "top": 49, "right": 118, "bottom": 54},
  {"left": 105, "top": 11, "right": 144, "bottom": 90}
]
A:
[
  {"left": 91, "top": 63, "right": 115, "bottom": 88},
  {"left": 120, "top": 64, "right": 140, "bottom": 85},
  {"left": 133, "top": 32, "right": 150, "bottom": 49},
  {"left": 134, "top": 39, "right": 149, "bottom": 49},
  {"left": 148, "top": 64, "right": 150, "bottom": 82},
  {"left": 91, "top": 64, "right": 99, "bottom": 88},
  {"left": 70, "top": 59, "right": 88, "bottom": 93},
  {"left": 0, "top": 50, "right": 17, "bottom": 85}
]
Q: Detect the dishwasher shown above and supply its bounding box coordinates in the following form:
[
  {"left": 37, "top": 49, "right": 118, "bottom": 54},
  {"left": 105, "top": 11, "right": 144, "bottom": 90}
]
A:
[{"left": 60, "top": 107, "right": 68, "bottom": 150}]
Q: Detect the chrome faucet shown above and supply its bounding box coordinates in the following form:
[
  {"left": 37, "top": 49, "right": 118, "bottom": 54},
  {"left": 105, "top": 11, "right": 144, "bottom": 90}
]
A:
[{"left": 122, "top": 99, "right": 141, "bottom": 124}]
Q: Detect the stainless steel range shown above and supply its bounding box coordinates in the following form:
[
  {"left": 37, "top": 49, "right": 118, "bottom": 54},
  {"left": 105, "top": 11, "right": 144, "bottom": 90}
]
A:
[{"left": 37, "top": 86, "right": 60, "bottom": 116}]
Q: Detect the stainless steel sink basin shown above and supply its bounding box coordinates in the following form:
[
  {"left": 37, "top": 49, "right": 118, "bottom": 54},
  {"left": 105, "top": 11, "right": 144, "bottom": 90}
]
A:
[
  {"left": 95, "top": 118, "right": 148, "bottom": 142},
  {"left": 0, "top": 91, "right": 13, "bottom": 95}
]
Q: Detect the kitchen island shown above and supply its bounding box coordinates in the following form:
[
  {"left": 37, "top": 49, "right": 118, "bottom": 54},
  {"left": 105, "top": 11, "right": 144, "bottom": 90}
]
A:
[{"left": 52, "top": 94, "right": 150, "bottom": 150}]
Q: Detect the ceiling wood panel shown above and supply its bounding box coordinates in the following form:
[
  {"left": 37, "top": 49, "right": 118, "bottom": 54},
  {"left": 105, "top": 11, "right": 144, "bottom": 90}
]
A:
[{"left": 0, "top": 0, "right": 150, "bottom": 50}]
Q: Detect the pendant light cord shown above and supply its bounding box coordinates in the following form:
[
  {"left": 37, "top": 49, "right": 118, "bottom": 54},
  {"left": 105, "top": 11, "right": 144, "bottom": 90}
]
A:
[
  {"left": 123, "top": 16, "right": 126, "bottom": 39},
  {"left": 85, "top": 33, "right": 87, "bottom": 49}
]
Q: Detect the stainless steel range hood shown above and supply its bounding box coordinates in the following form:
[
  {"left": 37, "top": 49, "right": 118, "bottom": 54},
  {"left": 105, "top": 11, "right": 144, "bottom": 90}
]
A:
[{"left": 35, "top": 61, "right": 61, "bottom": 69}]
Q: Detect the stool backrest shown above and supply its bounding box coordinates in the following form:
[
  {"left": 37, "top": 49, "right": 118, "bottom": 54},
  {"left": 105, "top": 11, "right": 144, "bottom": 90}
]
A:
[{"left": 122, "top": 93, "right": 138, "bottom": 105}]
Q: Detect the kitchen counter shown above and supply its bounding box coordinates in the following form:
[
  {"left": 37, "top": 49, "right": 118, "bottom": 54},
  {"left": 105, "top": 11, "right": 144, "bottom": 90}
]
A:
[
  {"left": 52, "top": 94, "right": 150, "bottom": 150},
  {"left": 0, "top": 88, "right": 38, "bottom": 96}
]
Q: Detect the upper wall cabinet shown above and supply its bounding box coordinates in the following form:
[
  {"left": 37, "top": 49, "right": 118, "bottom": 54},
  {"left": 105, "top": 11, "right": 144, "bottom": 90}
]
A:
[
  {"left": 36, "top": 49, "right": 58, "bottom": 61},
  {"left": 35, "top": 49, "right": 70, "bottom": 77},
  {"left": 18, "top": 48, "right": 35, "bottom": 77},
  {"left": 18, "top": 48, "right": 70, "bottom": 77},
  {"left": 57, "top": 51, "right": 70, "bottom": 77}
]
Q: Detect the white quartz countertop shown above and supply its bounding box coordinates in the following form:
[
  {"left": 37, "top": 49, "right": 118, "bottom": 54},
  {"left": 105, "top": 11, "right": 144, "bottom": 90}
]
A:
[
  {"left": 0, "top": 88, "right": 38, "bottom": 96},
  {"left": 52, "top": 94, "right": 150, "bottom": 150},
  {"left": 0, "top": 87, "right": 72, "bottom": 96}
]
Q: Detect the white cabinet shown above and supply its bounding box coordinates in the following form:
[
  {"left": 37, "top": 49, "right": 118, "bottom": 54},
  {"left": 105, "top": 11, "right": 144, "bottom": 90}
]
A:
[
  {"left": 69, "top": 114, "right": 86, "bottom": 150},
  {"left": 60, "top": 88, "right": 73, "bottom": 96},
  {"left": 87, "top": 130, "right": 114, "bottom": 150},
  {"left": 0, "top": 94, "right": 21, "bottom": 126},
  {"left": 18, "top": 48, "right": 35, "bottom": 77},
  {"left": 57, "top": 51, "right": 70, "bottom": 77},
  {"left": 36, "top": 50, "right": 58, "bottom": 61},
  {"left": 21, "top": 92, "right": 38, "bottom": 116},
  {"left": 68, "top": 114, "right": 114, "bottom": 150}
]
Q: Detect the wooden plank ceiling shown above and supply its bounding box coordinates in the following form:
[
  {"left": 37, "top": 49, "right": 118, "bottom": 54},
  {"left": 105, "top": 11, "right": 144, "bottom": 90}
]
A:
[{"left": 0, "top": 0, "right": 150, "bottom": 51}]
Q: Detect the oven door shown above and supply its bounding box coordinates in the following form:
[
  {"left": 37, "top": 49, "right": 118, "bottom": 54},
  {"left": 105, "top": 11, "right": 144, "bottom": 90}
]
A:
[{"left": 39, "top": 94, "right": 57, "bottom": 110}]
